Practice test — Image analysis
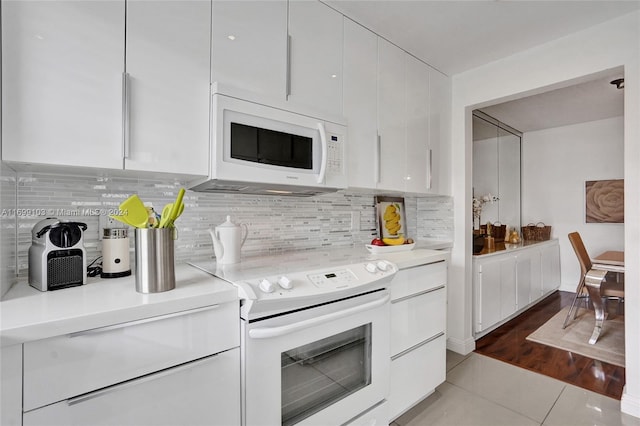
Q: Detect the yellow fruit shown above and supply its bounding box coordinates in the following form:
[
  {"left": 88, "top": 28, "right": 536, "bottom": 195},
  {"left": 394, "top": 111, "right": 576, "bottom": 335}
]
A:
[{"left": 383, "top": 237, "right": 405, "bottom": 245}]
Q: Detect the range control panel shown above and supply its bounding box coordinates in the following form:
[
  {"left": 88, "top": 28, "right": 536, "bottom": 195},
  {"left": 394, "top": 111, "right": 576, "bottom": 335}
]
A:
[{"left": 245, "top": 260, "right": 397, "bottom": 297}]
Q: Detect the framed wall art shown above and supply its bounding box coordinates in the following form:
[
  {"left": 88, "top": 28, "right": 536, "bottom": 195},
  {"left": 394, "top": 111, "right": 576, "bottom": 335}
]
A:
[
  {"left": 585, "top": 179, "right": 624, "bottom": 223},
  {"left": 375, "top": 196, "right": 406, "bottom": 240}
]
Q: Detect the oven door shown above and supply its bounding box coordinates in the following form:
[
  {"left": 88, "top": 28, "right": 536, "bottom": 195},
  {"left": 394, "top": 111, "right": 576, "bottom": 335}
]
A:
[{"left": 242, "top": 290, "right": 390, "bottom": 426}]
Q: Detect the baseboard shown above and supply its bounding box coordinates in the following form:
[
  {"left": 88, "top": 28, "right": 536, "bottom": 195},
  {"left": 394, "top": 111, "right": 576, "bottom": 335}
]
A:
[
  {"left": 621, "top": 386, "right": 640, "bottom": 419},
  {"left": 446, "top": 336, "right": 475, "bottom": 355}
]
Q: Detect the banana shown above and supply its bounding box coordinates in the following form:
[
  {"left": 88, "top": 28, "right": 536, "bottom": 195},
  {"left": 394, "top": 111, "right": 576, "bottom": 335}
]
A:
[{"left": 383, "top": 237, "right": 405, "bottom": 245}]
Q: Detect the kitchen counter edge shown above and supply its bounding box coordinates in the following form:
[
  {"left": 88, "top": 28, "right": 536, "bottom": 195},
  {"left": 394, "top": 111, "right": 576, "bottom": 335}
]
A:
[{"left": 0, "top": 263, "right": 237, "bottom": 348}]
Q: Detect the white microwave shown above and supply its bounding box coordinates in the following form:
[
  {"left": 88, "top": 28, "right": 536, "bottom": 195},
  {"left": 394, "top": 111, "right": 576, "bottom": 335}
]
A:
[{"left": 190, "top": 86, "right": 347, "bottom": 196}]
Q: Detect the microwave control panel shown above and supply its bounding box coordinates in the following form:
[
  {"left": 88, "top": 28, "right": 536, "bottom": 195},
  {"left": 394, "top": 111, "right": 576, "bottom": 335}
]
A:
[{"left": 327, "top": 133, "right": 343, "bottom": 173}]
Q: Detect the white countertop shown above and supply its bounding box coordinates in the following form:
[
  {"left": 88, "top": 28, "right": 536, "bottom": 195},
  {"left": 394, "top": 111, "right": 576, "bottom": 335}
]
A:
[
  {"left": 0, "top": 242, "right": 451, "bottom": 348},
  {"left": 0, "top": 264, "right": 237, "bottom": 347}
]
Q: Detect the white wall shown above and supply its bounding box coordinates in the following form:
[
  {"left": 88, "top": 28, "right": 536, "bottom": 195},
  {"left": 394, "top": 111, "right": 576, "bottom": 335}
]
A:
[
  {"left": 522, "top": 117, "right": 624, "bottom": 291},
  {"left": 450, "top": 10, "right": 640, "bottom": 417}
]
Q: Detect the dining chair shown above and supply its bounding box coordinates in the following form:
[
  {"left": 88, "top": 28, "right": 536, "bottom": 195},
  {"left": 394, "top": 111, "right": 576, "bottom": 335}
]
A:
[{"left": 563, "top": 232, "right": 624, "bottom": 329}]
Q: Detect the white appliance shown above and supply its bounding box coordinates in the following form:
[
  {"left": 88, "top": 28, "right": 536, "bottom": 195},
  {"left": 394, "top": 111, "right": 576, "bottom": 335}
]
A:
[
  {"left": 189, "top": 84, "right": 347, "bottom": 196},
  {"left": 190, "top": 250, "right": 397, "bottom": 426}
]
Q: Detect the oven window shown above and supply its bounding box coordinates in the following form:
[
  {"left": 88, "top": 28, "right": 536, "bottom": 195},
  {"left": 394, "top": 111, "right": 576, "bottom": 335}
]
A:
[
  {"left": 281, "top": 324, "right": 372, "bottom": 426},
  {"left": 230, "top": 122, "right": 313, "bottom": 169}
]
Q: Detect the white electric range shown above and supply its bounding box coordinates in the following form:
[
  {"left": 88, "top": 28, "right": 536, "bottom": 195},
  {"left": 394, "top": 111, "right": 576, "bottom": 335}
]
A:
[{"left": 189, "top": 247, "right": 398, "bottom": 426}]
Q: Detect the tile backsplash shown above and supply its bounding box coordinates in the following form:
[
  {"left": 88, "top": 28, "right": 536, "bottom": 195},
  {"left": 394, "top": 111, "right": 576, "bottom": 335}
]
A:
[{"left": 5, "top": 171, "right": 453, "bottom": 280}]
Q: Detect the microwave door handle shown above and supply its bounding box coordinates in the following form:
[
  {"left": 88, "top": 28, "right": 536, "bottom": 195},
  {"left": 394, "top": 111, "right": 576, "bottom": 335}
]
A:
[
  {"left": 248, "top": 294, "right": 390, "bottom": 339},
  {"left": 317, "top": 122, "right": 328, "bottom": 184}
]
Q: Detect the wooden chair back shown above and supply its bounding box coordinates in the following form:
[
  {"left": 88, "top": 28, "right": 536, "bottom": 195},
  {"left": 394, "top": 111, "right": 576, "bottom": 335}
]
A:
[{"left": 568, "top": 232, "right": 592, "bottom": 278}]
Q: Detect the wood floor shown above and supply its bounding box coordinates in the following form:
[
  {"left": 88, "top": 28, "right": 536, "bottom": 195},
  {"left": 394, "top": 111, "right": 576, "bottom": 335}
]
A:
[{"left": 474, "top": 290, "right": 625, "bottom": 400}]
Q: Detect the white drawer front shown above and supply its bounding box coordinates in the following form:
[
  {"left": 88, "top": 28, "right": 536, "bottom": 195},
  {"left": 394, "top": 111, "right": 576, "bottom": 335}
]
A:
[
  {"left": 24, "top": 347, "right": 240, "bottom": 426},
  {"left": 390, "top": 261, "right": 446, "bottom": 301},
  {"left": 24, "top": 303, "right": 239, "bottom": 411},
  {"left": 390, "top": 287, "right": 445, "bottom": 356},
  {"left": 389, "top": 334, "right": 446, "bottom": 421}
]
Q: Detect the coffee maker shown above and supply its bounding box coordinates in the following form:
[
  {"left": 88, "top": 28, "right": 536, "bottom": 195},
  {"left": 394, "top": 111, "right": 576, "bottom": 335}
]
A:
[{"left": 29, "top": 218, "right": 87, "bottom": 291}]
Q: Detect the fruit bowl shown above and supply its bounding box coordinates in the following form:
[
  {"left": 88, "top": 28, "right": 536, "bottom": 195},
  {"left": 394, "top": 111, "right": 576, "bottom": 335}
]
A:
[{"left": 365, "top": 243, "right": 416, "bottom": 254}]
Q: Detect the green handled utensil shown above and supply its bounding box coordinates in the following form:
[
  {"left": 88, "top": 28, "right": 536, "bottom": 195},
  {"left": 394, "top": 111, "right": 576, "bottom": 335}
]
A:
[
  {"left": 158, "top": 201, "right": 184, "bottom": 228},
  {"left": 117, "top": 194, "right": 149, "bottom": 228},
  {"left": 161, "top": 188, "right": 185, "bottom": 228}
]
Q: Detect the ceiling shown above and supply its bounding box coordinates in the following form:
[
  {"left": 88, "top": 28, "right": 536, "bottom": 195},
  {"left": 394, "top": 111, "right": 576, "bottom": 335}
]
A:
[{"left": 325, "top": 1, "right": 636, "bottom": 132}]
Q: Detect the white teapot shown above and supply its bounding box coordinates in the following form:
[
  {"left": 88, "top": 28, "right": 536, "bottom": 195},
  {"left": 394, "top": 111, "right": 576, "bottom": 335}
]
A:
[{"left": 209, "top": 216, "right": 248, "bottom": 264}]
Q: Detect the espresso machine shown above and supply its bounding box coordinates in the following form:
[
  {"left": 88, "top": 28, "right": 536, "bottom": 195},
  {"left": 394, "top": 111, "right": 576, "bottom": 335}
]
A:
[{"left": 28, "top": 218, "right": 87, "bottom": 291}]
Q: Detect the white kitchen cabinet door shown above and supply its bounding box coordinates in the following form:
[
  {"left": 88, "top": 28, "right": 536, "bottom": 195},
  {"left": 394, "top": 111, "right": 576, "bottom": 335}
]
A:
[
  {"left": 404, "top": 55, "right": 430, "bottom": 194},
  {"left": 23, "top": 348, "right": 240, "bottom": 426},
  {"left": 377, "top": 38, "right": 406, "bottom": 192},
  {"left": 475, "top": 258, "right": 502, "bottom": 333},
  {"left": 23, "top": 303, "right": 238, "bottom": 411},
  {"left": 500, "top": 256, "right": 517, "bottom": 319},
  {"left": 288, "top": 0, "right": 343, "bottom": 117},
  {"left": 390, "top": 287, "right": 445, "bottom": 357},
  {"left": 541, "top": 241, "right": 561, "bottom": 295},
  {"left": 343, "top": 18, "right": 378, "bottom": 190},
  {"left": 389, "top": 334, "right": 445, "bottom": 421},
  {"left": 1, "top": 345, "right": 21, "bottom": 426},
  {"left": 429, "top": 68, "right": 451, "bottom": 195},
  {"left": 211, "top": 1, "right": 287, "bottom": 100},
  {"left": 1, "top": 0, "right": 125, "bottom": 168},
  {"left": 124, "top": 0, "right": 210, "bottom": 176},
  {"left": 475, "top": 255, "right": 516, "bottom": 333},
  {"left": 515, "top": 252, "right": 533, "bottom": 309}
]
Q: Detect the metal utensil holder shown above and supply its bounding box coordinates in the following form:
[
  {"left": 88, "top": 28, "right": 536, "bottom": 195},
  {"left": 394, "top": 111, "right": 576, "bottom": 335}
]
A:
[{"left": 134, "top": 228, "right": 175, "bottom": 293}]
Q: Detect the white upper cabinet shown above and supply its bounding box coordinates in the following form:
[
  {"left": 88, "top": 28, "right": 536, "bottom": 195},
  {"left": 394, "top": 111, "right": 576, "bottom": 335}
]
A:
[
  {"left": 210, "top": 0, "right": 342, "bottom": 117},
  {"left": 404, "top": 55, "right": 430, "bottom": 194},
  {"left": 1, "top": 0, "right": 125, "bottom": 169},
  {"left": 377, "top": 38, "right": 407, "bottom": 192},
  {"left": 429, "top": 69, "right": 451, "bottom": 195},
  {"left": 211, "top": 1, "right": 287, "bottom": 101},
  {"left": 343, "top": 19, "right": 377, "bottom": 189},
  {"left": 2, "top": 0, "right": 211, "bottom": 176},
  {"left": 345, "top": 26, "right": 445, "bottom": 195},
  {"left": 124, "top": 0, "right": 211, "bottom": 175},
  {"left": 288, "top": 0, "right": 343, "bottom": 116}
]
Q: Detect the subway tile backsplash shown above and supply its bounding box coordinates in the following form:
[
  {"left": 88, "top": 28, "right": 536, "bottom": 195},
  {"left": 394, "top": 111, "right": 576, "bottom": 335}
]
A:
[{"left": 7, "top": 172, "right": 453, "bottom": 278}]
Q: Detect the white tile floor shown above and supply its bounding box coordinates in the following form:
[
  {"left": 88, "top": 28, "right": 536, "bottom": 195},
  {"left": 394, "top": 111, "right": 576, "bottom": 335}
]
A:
[{"left": 391, "top": 351, "right": 640, "bottom": 426}]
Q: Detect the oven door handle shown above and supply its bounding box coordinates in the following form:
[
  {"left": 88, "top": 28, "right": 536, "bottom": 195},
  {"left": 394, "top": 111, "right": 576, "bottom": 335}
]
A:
[{"left": 248, "top": 294, "right": 390, "bottom": 339}]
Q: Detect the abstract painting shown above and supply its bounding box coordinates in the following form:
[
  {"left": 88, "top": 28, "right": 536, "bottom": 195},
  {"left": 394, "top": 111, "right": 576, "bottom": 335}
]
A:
[{"left": 585, "top": 179, "right": 624, "bottom": 223}]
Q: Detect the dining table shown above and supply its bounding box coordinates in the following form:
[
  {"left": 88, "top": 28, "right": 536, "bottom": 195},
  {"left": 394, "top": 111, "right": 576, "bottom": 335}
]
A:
[{"left": 584, "top": 250, "right": 624, "bottom": 344}]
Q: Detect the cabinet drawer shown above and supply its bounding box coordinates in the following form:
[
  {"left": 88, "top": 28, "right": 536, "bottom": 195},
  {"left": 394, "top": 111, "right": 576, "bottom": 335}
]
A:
[
  {"left": 390, "top": 261, "right": 446, "bottom": 301},
  {"left": 389, "top": 334, "right": 446, "bottom": 421},
  {"left": 24, "top": 303, "right": 239, "bottom": 411},
  {"left": 24, "top": 347, "right": 240, "bottom": 426},
  {"left": 390, "top": 286, "right": 445, "bottom": 356}
]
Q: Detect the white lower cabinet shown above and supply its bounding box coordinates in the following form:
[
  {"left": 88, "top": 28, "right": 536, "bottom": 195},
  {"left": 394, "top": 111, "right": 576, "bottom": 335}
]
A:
[
  {"left": 388, "top": 260, "right": 447, "bottom": 421},
  {"left": 23, "top": 348, "right": 240, "bottom": 426},
  {"left": 473, "top": 239, "right": 561, "bottom": 337},
  {"left": 389, "top": 334, "right": 445, "bottom": 418},
  {"left": 21, "top": 302, "right": 240, "bottom": 425}
]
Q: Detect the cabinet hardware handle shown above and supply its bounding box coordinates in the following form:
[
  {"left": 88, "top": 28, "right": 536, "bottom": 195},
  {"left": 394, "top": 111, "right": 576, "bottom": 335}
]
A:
[
  {"left": 375, "top": 133, "right": 381, "bottom": 184},
  {"left": 68, "top": 305, "right": 220, "bottom": 338},
  {"left": 249, "top": 294, "right": 390, "bottom": 339},
  {"left": 391, "top": 332, "right": 444, "bottom": 361},
  {"left": 427, "top": 148, "right": 432, "bottom": 189},
  {"left": 390, "top": 285, "right": 445, "bottom": 304},
  {"left": 66, "top": 353, "right": 223, "bottom": 406},
  {"left": 317, "top": 122, "right": 327, "bottom": 184},
  {"left": 286, "top": 35, "right": 292, "bottom": 98},
  {"left": 122, "top": 72, "right": 131, "bottom": 159}
]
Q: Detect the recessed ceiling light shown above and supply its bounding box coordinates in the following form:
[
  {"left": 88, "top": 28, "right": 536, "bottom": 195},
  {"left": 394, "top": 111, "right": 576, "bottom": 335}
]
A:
[
  {"left": 331, "top": 74, "right": 337, "bottom": 78},
  {"left": 610, "top": 78, "right": 624, "bottom": 89},
  {"left": 227, "top": 35, "right": 236, "bottom": 41}
]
